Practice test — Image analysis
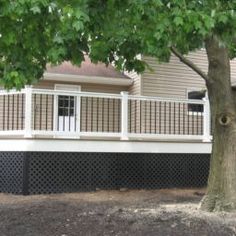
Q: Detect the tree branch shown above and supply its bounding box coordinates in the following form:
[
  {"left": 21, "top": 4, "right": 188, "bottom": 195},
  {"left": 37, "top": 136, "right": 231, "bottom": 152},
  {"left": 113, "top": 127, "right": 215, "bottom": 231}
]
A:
[{"left": 170, "top": 47, "right": 209, "bottom": 82}]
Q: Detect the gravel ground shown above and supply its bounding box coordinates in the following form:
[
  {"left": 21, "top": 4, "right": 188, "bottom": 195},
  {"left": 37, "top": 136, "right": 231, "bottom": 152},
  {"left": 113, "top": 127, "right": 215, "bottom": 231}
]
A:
[{"left": 0, "top": 189, "right": 236, "bottom": 236}]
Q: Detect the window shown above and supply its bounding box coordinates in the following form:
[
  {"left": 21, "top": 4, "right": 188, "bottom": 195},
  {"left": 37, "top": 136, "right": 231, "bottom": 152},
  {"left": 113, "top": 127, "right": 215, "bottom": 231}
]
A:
[
  {"left": 187, "top": 89, "right": 206, "bottom": 113},
  {"left": 58, "top": 96, "right": 75, "bottom": 116}
]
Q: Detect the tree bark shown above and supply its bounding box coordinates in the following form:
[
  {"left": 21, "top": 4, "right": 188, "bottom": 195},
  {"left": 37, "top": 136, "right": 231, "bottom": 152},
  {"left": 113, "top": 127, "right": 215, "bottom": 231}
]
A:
[{"left": 200, "top": 36, "right": 236, "bottom": 211}]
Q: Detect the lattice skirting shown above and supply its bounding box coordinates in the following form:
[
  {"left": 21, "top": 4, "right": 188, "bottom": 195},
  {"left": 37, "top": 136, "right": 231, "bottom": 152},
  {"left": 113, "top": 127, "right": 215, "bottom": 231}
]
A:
[{"left": 0, "top": 152, "right": 210, "bottom": 195}]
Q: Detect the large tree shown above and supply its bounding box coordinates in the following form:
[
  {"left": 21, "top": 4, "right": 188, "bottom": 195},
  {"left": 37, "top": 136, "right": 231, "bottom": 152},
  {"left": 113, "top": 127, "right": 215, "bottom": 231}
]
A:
[{"left": 1, "top": 0, "right": 236, "bottom": 211}]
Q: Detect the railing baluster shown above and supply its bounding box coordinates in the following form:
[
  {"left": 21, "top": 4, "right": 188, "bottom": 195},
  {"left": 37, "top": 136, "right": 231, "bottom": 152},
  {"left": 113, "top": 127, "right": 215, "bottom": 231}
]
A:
[
  {"left": 169, "top": 102, "right": 171, "bottom": 134},
  {"left": 107, "top": 98, "right": 109, "bottom": 132},
  {"left": 34, "top": 94, "right": 36, "bottom": 130},
  {"left": 80, "top": 97, "right": 83, "bottom": 132},
  {"left": 145, "top": 100, "right": 147, "bottom": 133},
  {"left": 86, "top": 97, "right": 88, "bottom": 132},
  {"left": 12, "top": 95, "right": 14, "bottom": 130},
  {"left": 21, "top": 94, "right": 24, "bottom": 130},
  {"left": 183, "top": 103, "right": 185, "bottom": 135},
  {"left": 3, "top": 95, "right": 5, "bottom": 130},
  {"left": 155, "top": 101, "right": 157, "bottom": 134},
  {"left": 40, "top": 94, "right": 42, "bottom": 131},
  {"left": 164, "top": 102, "right": 166, "bottom": 134},
  {"left": 97, "top": 97, "right": 99, "bottom": 132},
  {"left": 74, "top": 96, "right": 77, "bottom": 132},
  {"left": 140, "top": 100, "right": 142, "bottom": 133},
  {"left": 187, "top": 104, "right": 189, "bottom": 135},
  {"left": 102, "top": 98, "right": 104, "bottom": 132},
  {"left": 118, "top": 99, "right": 121, "bottom": 132},
  {"left": 135, "top": 100, "right": 137, "bottom": 133},
  {"left": 51, "top": 95, "right": 54, "bottom": 131},
  {"left": 191, "top": 107, "right": 195, "bottom": 135},
  {"left": 7, "top": 95, "right": 9, "bottom": 130},
  {"left": 46, "top": 94, "right": 48, "bottom": 131},
  {"left": 113, "top": 99, "right": 115, "bottom": 132},
  {"left": 91, "top": 97, "right": 94, "bottom": 132},
  {"left": 178, "top": 103, "right": 180, "bottom": 135},
  {"left": 129, "top": 99, "right": 131, "bottom": 133},
  {"left": 149, "top": 101, "right": 152, "bottom": 133},
  {"left": 69, "top": 96, "right": 71, "bottom": 132},
  {"left": 17, "top": 94, "right": 19, "bottom": 130},
  {"left": 159, "top": 101, "right": 161, "bottom": 134},
  {"left": 197, "top": 111, "right": 199, "bottom": 135},
  {"left": 173, "top": 102, "right": 175, "bottom": 134}
]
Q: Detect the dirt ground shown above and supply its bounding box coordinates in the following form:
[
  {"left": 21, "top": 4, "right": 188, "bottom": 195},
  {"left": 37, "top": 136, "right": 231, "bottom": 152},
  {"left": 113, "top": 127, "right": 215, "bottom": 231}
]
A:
[{"left": 0, "top": 189, "right": 236, "bottom": 236}]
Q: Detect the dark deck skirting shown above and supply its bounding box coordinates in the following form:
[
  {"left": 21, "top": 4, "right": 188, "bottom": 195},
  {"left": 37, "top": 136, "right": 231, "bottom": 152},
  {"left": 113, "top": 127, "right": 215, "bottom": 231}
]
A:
[{"left": 0, "top": 152, "right": 210, "bottom": 195}]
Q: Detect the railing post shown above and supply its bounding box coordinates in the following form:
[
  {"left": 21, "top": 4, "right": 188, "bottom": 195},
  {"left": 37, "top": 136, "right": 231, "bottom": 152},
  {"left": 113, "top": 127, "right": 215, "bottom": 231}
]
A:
[
  {"left": 24, "top": 86, "right": 32, "bottom": 138},
  {"left": 76, "top": 94, "right": 81, "bottom": 138},
  {"left": 120, "top": 91, "right": 129, "bottom": 140},
  {"left": 203, "top": 92, "right": 211, "bottom": 142}
]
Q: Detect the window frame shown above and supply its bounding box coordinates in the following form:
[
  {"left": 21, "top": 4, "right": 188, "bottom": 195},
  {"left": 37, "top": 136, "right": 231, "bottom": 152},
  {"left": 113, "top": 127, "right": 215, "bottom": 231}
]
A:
[{"left": 186, "top": 88, "right": 205, "bottom": 116}]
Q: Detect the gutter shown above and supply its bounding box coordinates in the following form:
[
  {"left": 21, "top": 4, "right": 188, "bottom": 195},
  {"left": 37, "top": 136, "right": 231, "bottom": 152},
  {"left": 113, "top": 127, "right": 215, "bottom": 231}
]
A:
[{"left": 43, "top": 73, "right": 133, "bottom": 86}]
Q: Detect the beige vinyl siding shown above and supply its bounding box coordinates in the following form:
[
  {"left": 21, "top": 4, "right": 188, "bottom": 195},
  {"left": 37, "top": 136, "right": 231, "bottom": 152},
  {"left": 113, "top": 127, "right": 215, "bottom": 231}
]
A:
[
  {"left": 34, "top": 80, "right": 128, "bottom": 94},
  {"left": 124, "top": 70, "right": 141, "bottom": 95},
  {"left": 142, "top": 50, "right": 236, "bottom": 98},
  {"left": 142, "top": 50, "right": 207, "bottom": 98}
]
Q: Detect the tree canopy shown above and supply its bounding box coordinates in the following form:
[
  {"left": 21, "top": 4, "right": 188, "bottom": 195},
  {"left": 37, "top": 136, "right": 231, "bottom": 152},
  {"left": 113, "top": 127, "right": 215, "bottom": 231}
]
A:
[{"left": 1, "top": 0, "right": 236, "bottom": 89}]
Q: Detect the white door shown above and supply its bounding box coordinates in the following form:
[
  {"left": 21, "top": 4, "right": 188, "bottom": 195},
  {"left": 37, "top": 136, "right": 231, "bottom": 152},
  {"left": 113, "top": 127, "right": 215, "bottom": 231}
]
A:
[
  {"left": 58, "top": 95, "right": 76, "bottom": 132},
  {"left": 54, "top": 84, "right": 81, "bottom": 132}
]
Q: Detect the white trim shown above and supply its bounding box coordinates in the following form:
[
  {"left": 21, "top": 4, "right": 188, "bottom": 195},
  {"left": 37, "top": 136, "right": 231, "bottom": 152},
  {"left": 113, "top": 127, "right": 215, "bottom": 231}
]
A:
[
  {"left": 187, "top": 111, "right": 204, "bottom": 116},
  {"left": 31, "top": 131, "right": 121, "bottom": 138},
  {"left": 128, "top": 133, "right": 207, "bottom": 141},
  {"left": 0, "top": 139, "right": 212, "bottom": 153},
  {"left": 129, "top": 94, "right": 205, "bottom": 104},
  {"left": 0, "top": 130, "right": 25, "bottom": 136},
  {"left": 0, "top": 89, "right": 26, "bottom": 95},
  {"left": 43, "top": 73, "right": 133, "bottom": 86},
  {"left": 55, "top": 84, "right": 81, "bottom": 92}
]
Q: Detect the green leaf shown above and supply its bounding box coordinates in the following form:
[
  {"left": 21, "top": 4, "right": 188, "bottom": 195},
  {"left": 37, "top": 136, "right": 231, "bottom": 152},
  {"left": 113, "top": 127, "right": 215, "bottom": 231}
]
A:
[
  {"left": 72, "top": 21, "right": 84, "bottom": 31},
  {"left": 174, "top": 16, "right": 184, "bottom": 26},
  {"left": 218, "top": 14, "right": 228, "bottom": 24},
  {"left": 30, "top": 6, "right": 41, "bottom": 14}
]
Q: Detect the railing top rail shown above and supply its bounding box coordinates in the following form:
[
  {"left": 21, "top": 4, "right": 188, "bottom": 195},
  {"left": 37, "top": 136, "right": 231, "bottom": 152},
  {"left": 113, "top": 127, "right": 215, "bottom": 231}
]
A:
[
  {"left": 128, "top": 94, "right": 206, "bottom": 105},
  {"left": 0, "top": 88, "right": 206, "bottom": 105},
  {"left": 0, "top": 89, "right": 26, "bottom": 95}
]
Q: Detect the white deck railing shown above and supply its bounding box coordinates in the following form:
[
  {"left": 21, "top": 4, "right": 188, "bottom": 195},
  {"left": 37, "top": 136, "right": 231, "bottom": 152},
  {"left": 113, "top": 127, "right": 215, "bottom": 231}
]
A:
[{"left": 0, "top": 88, "right": 211, "bottom": 141}]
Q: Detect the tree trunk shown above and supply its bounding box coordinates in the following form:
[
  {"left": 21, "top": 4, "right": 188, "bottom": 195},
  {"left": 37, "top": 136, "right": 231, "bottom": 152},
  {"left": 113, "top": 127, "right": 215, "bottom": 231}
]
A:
[{"left": 201, "top": 36, "right": 236, "bottom": 211}]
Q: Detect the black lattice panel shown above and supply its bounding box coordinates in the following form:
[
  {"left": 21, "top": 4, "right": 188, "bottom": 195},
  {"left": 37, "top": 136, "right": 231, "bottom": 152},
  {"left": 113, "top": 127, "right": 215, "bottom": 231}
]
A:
[
  {"left": 92, "top": 154, "right": 118, "bottom": 189},
  {"left": 0, "top": 152, "right": 210, "bottom": 195},
  {"left": 0, "top": 152, "right": 24, "bottom": 194},
  {"left": 29, "top": 152, "right": 93, "bottom": 194}
]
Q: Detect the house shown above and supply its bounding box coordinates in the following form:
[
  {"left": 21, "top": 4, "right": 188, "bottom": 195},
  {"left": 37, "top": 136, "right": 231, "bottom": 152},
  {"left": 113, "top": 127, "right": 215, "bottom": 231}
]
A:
[{"left": 1, "top": 51, "right": 230, "bottom": 195}]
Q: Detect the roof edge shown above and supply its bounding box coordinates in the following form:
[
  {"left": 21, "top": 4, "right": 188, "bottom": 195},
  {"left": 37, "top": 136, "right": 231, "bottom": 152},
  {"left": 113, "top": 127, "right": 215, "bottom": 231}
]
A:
[{"left": 43, "top": 73, "right": 133, "bottom": 86}]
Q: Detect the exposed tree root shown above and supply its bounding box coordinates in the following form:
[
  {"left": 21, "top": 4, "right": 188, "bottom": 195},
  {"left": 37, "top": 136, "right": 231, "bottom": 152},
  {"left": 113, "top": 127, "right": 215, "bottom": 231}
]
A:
[{"left": 201, "top": 194, "right": 236, "bottom": 212}]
